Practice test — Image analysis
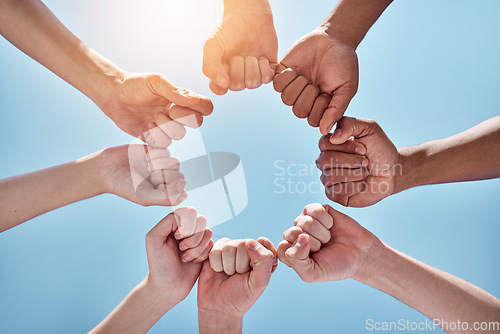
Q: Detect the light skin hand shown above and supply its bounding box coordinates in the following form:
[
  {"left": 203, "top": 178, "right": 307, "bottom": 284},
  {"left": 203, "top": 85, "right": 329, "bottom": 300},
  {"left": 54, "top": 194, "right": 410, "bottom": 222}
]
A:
[
  {"left": 316, "top": 117, "right": 400, "bottom": 207},
  {"left": 0, "top": 0, "right": 213, "bottom": 147},
  {"left": 203, "top": 0, "right": 278, "bottom": 95},
  {"left": 198, "top": 237, "right": 277, "bottom": 334},
  {"left": 278, "top": 204, "right": 376, "bottom": 283},
  {"left": 101, "top": 144, "right": 188, "bottom": 207},
  {"left": 90, "top": 208, "right": 214, "bottom": 334}
]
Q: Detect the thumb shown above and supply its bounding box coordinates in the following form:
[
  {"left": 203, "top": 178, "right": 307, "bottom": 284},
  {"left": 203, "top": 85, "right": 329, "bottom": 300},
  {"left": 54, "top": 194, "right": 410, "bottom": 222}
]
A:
[
  {"left": 247, "top": 240, "right": 275, "bottom": 294},
  {"left": 328, "top": 116, "right": 378, "bottom": 145},
  {"left": 319, "top": 91, "right": 355, "bottom": 136},
  {"left": 149, "top": 74, "right": 201, "bottom": 107},
  {"left": 202, "top": 38, "right": 230, "bottom": 90},
  {"left": 284, "top": 234, "right": 318, "bottom": 283}
]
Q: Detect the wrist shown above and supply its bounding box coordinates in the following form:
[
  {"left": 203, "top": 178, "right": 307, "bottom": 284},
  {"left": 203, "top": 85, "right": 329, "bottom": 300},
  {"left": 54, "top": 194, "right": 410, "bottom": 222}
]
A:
[
  {"left": 352, "top": 238, "right": 391, "bottom": 285},
  {"left": 317, "top": 23, "right": 359, "bottom": 50},
  {"left": 143, "top": 275, "right": 181, "bottom": 311},
  {"left": 75, "top": 149, "right": 108, "bottom": 196},
  {"left": 223, "top": 0, "right": 271, "bottom": 12},
  {"left": 393, "top": 145, "right": 429, "bottom": 194},
  {"left": 198, "top": 308, "right": 242, "bottom": 334}
]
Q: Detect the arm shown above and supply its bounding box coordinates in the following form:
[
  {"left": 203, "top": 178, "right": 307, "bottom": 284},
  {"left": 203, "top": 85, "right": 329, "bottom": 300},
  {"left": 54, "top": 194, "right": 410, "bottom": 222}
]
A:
[
  {"left": 90, "top": 208, "right": 214, "bottom": 334},
  {"left": 396, "top": 116, "right": 500, "bottom": 192},
  {"left": 316, "top": 116, "right": 500, "bottom": 207},
  {"left": 0, "top": 0, "right": 213, "bottom": 144},
  {"left": 197, "top": 237, "right": 277, "bottom": 334},
  {"left": 278, "top": 204, "right": 500, "bottom": 333},
  {"left": 357, "top": 242, "right": 500, "bottom": 332},
  {"left": 320, "top": 0, "right": 393, "bottom": 49},
  {"left": 0, "top": 145, "right": 187, "bottom": 232}
]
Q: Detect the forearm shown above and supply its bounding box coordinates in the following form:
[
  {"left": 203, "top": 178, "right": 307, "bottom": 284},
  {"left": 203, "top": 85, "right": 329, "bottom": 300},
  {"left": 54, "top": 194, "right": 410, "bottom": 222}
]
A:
[
  {"left": 0, "top": 150, "right": 105, "bottom": 232},
  {"left": 198, "top": 309, "right": 242, "bottom": 334},
  {"left": 356, "top": 242, "right": 500, "bottom": 333},
  {"left": 0, "top": 0, "right": 121, "bottom": 107},
  {"left": 319, "top": 0, "right": 393, "bottom": 48},
  {"left": 90, "top": 277, "right": 176, "bottom": 334},
  {"left": 223, "top": 0, "right": 271, "bottom": 11},
  {"left": 396, "top": 116, "right": 500, "bottom": 193}
]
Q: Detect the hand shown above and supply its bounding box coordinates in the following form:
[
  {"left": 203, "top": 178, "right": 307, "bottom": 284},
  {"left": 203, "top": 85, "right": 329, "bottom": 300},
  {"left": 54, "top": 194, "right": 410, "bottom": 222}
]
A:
[
  {"left": 277, "top": 204, "right": 377, "bottom": 283},
  {"left": 198, "top": 237, "right": 277, "bottom": 328},
  {"left": 202, "top": 0, "right": 278, "bottom": 95},
  {"left": 273, "top": 29, "right": 358, "bottom": 134},
  {"left": 145, "top": 207, "right": 214, "bottom": 304},
  {"left": 100, "top": 72, "right": 213, "bottom": 147},
  {"left": 100, "top": 144, "right": 187, "bottom": 207},
  {"left": 316, "top": 117, "right": 400, "bottom": 207}
]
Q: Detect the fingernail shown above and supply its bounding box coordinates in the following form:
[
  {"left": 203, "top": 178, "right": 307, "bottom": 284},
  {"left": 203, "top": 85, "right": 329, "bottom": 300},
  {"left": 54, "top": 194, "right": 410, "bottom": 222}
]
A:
[
  {"left": 179, "top": 244, "right": 188, "bottom": 251},
  {"left": 355, "top": 146, "right": 366, "bottom": 155},
  {"left": 215, "top": 74, "right": 228, "bottom": 89},
  {"left": 362, "top": 158, "right": 369, "bottom": 167},
  {"left": 175, "top": 230, "right": 182, "bottom": 239},
  {"left": 248, "top": 240, "right": 258, "bottom": 251},
  {"left": 297, "top": 236, "right": 307, "bottom": 247},
  {"left": 327, "top": 122, "right": 336, "bottom": 134},
  {"left": 182, "top": 255, "right": 192, "bottom": 262},
  {"left": 331, "top": 129, "right": 342, "bottom": 138},
  {"left": 175, "top": 179, "right": 186, "bottom": 193}
]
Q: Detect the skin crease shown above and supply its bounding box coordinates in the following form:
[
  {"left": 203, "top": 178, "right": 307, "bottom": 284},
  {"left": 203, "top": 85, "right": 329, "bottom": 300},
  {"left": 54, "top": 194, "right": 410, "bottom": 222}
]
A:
[
  {"left": 198, "top": 237, "right": 278, "bottom": 334},
  {"left": 273, "top": 0, "right": 393, "bottom": 136},
  {"left": 203, "top": 0, "right": 278, "bottom": 95},
  {"left": 90, "top": 208, "right": 214, "bottom": 334},
  {"left": 0, "top": 144, "right": 187, "bottom": 233},
  {"left": 0, "top": 0, "right": 213, "bottom": 147},
  {"left": 278, "top": 204, "right": 500, "bottom": 334},
  {"left": 316, "top": 116, "right": 500, "bottom": 207}
]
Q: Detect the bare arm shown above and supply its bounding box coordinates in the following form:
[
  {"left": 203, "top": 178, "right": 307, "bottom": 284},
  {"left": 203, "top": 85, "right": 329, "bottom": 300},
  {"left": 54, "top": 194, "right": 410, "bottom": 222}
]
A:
[{"left": 396, "top": 116, "right": 500, "bottom": 192}]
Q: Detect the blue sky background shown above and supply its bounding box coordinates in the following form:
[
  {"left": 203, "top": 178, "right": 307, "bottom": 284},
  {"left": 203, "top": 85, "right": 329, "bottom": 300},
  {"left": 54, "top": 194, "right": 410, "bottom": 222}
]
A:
[{"left": 1, "top": 0, "right": 499, "bottom": 333}]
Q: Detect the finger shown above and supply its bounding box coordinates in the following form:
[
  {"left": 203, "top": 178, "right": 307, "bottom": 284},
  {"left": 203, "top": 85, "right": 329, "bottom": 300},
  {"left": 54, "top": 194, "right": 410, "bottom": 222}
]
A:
[
  {"left": 308, "top": 94, "right": 330, "bottom": 127},
  {"left": 144, "top": 123, "right": 172, "bottom": 148},
  {"left": 283, "top": 226, "right": 304, "bottom": 244},
  {"left": 256, "top": 236, "right": 278, "bottom": 273},
  {"left": 318, "top": 136, "right": 367, "bottom": 155},
  {"left": 178, "top": 215, "right": 207, "bottom": 251},
  {"left": 277, "top": 240, "right": 293, "bottom": 267},
  {"left": 303, "top": 203, "right": 333, "bottom": 230},
  {"left": 244, "top": 56, "right": 262, "bottom": 89},
  {"left": 247, "top": 240, "right": 275, "bottom": 293},
  {"left": 202, "top": 38, "right": 230, "bottom": 89},
  {"left": 273, "top": 67, "right": 299, "bottom": 93},
  {"left": 259, "top": 57, "right": 275, "bottom": 84},
  {"left": 293, "top": 84, "right": 320, "bottom": 119},
  {"left": 173, "top": 206, "right": 198, "bottom": 239},
  {"left": 149, "top": 74, "right": 202, "bottom": 107},
  {"left": 148, "top": 157, "right": 180, "bottom": 173},
  {"left": 182, "top": 228, "right": 213, "bottom": 262},
  {"left": 319, "top": 92, "right": 355, "bottom": 135},
  {"left": 222, "top": 241, "right": 237, "bottom": 275},
  {"left": 235, "top": 242, "right": 251, "bottom": 274},
  {"left": 229, "top": 56, "right": 245, "bottom": 91},
  {"left": 150, "top": 169, "right": 184, "bottom": 187},
  {"left": 193, "top": 239, "right": 214, "bottom": 263},
  {"left": 146, "top": 213, "right": 177, "bottom": 239},
  {"left": 284, "top": 234, "right": 318, "bottom": 282},
  {"left": 294, "top": 215, "right": 331, "bottom": 244},
  {"left": 136, "top": 178, "right": 186, "bottom": 206},
  {"left": 183, "top": 95, "right": 214, "bottom": 116},
  {"left": 155, "top": 113, "right": 186, "bottom": 141},
  {"left": 209, "top": 80, "right": 229, "bottom": 95},
  {"left": 320, "top": 167, "right": 369, "bottom": 185},
  {"left": 329, "top": 117, "right": 382, "bottom": 145},
  {"left": 145, "top": 147, "right": 170, "bottom": 162},
  {"left": 317, "top": 151, "right": 369, "bottom": 169},
  {"left": 209, "top": 238, "right": 230, "bottom": 272},
  {"left": 326, "top": 180, "right": 367, "bottom": 207},
  {"left": 281, "top": 75, "right": 309, "bottom": 106},
  {"left": 167, "top": 105, "right": 204, "bottom": 128}
]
